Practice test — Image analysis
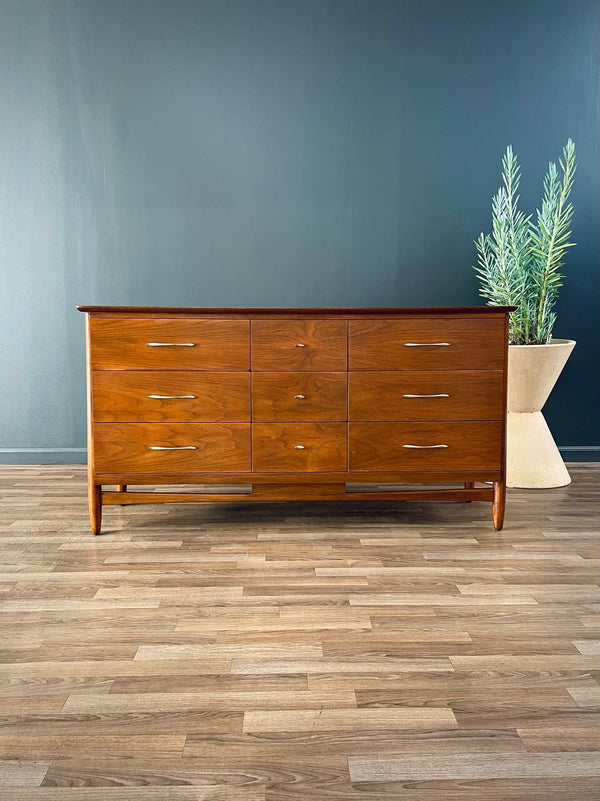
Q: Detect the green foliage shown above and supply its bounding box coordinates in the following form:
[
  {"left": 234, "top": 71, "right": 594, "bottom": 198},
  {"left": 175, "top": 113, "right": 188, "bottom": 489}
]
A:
[{"left": 474, "top": 140, "right": 576, "bottom": 344}]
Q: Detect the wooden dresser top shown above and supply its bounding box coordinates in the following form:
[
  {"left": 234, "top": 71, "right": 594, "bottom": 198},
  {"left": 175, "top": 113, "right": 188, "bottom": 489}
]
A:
[{"left": 78, "top": 305, "right": 515, "bottom": 316}]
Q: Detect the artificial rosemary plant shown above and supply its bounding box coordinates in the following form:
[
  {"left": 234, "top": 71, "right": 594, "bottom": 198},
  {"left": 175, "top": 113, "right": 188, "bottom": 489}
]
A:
[{"left": 474, "top": 140, "right": 576, "bottom": 344}]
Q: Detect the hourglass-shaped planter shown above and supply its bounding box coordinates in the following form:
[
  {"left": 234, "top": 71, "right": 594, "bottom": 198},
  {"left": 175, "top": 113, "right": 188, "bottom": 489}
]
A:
[{"left": 506, "top": 339, "right": 575, "bottom": 488}]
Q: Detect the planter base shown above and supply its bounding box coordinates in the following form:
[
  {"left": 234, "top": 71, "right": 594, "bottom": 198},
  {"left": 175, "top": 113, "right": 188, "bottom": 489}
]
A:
[
  {"left": 507, "top": 339, "right": 575, "bottom": 490},
  {"left": 507, "top": 410, "right": 571, "bottom": 489}
]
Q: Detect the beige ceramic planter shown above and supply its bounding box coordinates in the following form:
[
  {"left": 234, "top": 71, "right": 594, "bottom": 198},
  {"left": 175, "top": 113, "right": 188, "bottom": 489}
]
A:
[{"left": 506, "top": 339, "right": 575, "bottom": 488}]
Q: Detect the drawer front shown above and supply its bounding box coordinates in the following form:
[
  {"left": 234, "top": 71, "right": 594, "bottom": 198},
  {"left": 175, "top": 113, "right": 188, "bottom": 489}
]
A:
[
  {"left": 92, "top": 372, "right": 250, "bottom": 423},
  {"left": 90, "top": 318, "right": 250, "bottom": 371},
  {"left": 253, "top": 423, "right": 347, "bottom": 472},
  {"left": 349, "top": 371, "right": 503, "bottom": 421},
  {"left": 349, "top": 422, "right": 502, "bottom": 471},
  {"left": 349, "top": 317, "right": 505, "bottom": 370},
  {"left": 252, "top": 320, "right": 347, "bottom": 371},
  {"left": 252, "top": 373, "right": 347, "bottom": 422},
  {"left": 94, "top": 423, "right": 251, "bottom": 473}
]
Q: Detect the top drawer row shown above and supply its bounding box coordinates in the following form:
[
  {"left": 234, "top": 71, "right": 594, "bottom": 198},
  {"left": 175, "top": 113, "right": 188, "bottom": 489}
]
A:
[{"left": 89, "top": 317, "right": 505, "bottom": 371}]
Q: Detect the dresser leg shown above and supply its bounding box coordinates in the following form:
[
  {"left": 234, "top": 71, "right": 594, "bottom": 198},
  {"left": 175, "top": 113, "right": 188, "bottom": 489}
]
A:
[
  {"left": 88, "top": 482, "right": 102, "bottom": 535},
  {"left": 492, "top": 481, "right": 506, "bottom": 530}
]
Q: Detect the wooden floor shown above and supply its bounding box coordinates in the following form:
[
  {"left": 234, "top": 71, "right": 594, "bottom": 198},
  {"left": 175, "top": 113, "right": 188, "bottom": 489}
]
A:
[{"left": 0, "top": 465, "right": 598, "bottom": 800}]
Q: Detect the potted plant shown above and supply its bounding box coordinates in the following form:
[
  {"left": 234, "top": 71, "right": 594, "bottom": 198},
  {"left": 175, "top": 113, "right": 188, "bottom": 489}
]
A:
[{"left": 474, "top": 140, "right": 577, "bottom": 488}]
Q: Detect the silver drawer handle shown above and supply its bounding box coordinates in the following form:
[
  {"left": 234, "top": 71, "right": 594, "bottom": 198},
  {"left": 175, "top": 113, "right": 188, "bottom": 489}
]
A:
[
  {"left": 403, "top": 444, "right": 448, "bottom": 449},
  {"left": 146, "top": 342, "right": 196, "bottom": 347},
  {"left": 147, "top": 394, "right": 196, "bottom": 399},
  {"left": 404, "top": 342, "right": 450, "bottom": 347},
  {"left": 294, "top": 444, "right": 306, "bottom": 449},
  {"left": 295, "top": 343, "right": 307, "bottom": 348},
  {"left": 403, "top": 393, "right": 450, "bottom": 398},
  {"left": 294, "top": 394, "right": 307, "bottom": 399},
  {"left": 149, "top": 445, "right": 197, "bottom": 450}
]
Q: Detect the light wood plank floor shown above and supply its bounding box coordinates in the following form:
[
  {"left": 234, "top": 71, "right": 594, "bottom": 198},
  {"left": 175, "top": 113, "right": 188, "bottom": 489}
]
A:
[{"left": 0, "top": 464, "right": 598, "bottom": 799}]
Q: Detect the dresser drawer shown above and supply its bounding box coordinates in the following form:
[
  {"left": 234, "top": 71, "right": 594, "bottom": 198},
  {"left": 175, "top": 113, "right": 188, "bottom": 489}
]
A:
[
  {"left": 252, "top": 320, "right": 347, "bottom": 371},
  {"left": 90, "top": 318, "right": 250, "bottom": 370},
  {"left": 253, "top": 423, "right": 347, "bottom": 472},
  {"left": 349, "top": 318, "right": 504, "bottom": 370},
  {"left": 252, "top": 373, "right": 347, "bottom": 422},
  {"left": 349, "top": 371, "right": 503, "bottom": 421},
  {"left": 92, "top": 372, "right": 250, "bottom": 422},
  {"left": 349, "top": 422, "right": 502, "bottom": 471},
  {"left": 94, "top": 423, "right": 251, "bottom": 472}
]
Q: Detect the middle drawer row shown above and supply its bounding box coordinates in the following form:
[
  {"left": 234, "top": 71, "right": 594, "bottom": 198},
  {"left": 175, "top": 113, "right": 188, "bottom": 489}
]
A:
[{"left": 92, "top": 370, "right": 503, "bottom": 422}]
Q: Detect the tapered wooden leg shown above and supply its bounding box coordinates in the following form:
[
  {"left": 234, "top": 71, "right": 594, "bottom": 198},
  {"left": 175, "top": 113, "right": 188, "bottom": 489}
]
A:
[
  {"left": 493, "top": 480, "right": 506, "bottom": 531},
  {"left": 88, "top": 481, "right": 102, "bottom": 535},
  {"left": 117, "top": 485, "right": 127, "bottom": 493}
]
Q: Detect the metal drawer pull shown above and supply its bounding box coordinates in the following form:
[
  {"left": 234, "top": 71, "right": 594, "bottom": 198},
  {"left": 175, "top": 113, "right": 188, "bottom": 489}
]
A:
[
  {"left": 294, "top": 394, "right": 307, "bottom": 399},
  {"left": 295, "top": 343, "right": 307, "bottom": 348},
  {"left": 294, "top": 444, "right": 306, "bottom": 449},
  {"left": 147, "top": 394, "right": 196, "bottom": 399},
  {"left": 403, "top": 444, "right": 448, "bottom": 449},
  {"left": 404, "top": 342, "right": 450, "bottom": 347},
  {"left": 149, "top": 445, "right": 197, "bottom": 450},
  {"left": 403, "top": 393, "right": 450, "bottom": 398},
  {"left": 146, "top": 342, "right": 196, "bottom": 347}
]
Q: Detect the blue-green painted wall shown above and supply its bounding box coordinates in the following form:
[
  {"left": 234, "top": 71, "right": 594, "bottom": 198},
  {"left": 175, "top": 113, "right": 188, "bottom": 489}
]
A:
[{"left": 1, "top": 0, "right": 598, "bottom": 462}]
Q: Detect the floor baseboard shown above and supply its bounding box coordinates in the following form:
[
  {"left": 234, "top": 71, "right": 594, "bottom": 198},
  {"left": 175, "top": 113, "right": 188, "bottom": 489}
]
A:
[
  {"left": 558, "top": 446, "right": 600, "bottom": 462},
  {"left": 0, "top": 448, "right": 87, "bottom": 464}
]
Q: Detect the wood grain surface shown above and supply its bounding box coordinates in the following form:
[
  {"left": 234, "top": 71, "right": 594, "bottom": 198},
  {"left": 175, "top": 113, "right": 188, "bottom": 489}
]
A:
[
  {"left": 92, "top": 372, "right": 251, "bottom": 423},
  {"left": 348, "top": 317, "right": 505, "bottom": 370},
  {"left": 79, "top": 305, "right": 516, "bottom": 315},
  {"left": 252, "top": 422, "right": 347, "bottom": 472},
  {"left": 349, "top": 421, "right": 503, "bottom": 471},
  {"left": 0, "top": 463, "right": 597, "bottom": 799},
  {"left": 251, "top": 320, "right": 347, "bottom": 371},
  {"left": 89, "top": 318, "right": 250, "bottom": 371},
  {"left": 349, "top": 370, "right": 503, "bottom": 421},
  {"left": 84, "top": 309, "right": 511, "bottom": 532},
  {"left": 252, "top": 372, "right": 347, "bottom": 422},
  {"left": 94, "top": 423, "right": 251, "bottom": 473}
]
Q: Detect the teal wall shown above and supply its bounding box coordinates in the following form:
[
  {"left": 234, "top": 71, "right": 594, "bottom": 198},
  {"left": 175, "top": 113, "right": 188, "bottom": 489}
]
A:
[{"left": 1, "top": 0, "right": 598, "bottom": 463}]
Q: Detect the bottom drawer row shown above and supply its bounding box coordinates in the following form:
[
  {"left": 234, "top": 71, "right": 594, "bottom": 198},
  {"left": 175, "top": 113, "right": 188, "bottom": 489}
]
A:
[{"left": 94, "top": 422, "right": 502, "bottom": 473}]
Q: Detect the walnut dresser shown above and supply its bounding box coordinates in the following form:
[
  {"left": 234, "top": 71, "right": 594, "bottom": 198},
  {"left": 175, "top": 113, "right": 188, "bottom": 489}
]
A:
[{"left": 78, "top": 306, "right": 514, "bottom": 534}]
